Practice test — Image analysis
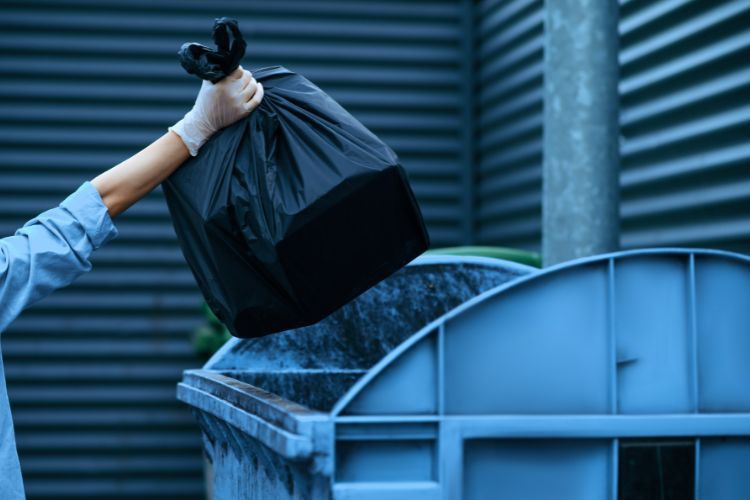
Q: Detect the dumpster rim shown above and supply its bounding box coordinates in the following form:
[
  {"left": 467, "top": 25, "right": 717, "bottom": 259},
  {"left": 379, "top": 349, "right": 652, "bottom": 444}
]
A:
[{"left": 177, "top": 380, "right": 323, "bottom": 461}]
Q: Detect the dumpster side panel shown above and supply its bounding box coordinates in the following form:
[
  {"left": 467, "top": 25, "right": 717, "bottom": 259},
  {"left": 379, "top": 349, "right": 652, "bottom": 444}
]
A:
[
  {"left": 462, "top": 439, "right": 612, "bottom": 500},
  {"left": 695, "top": 256, "right": 750, "bottom": 412},
  {"left": 615, "top": 256, "right": 693, "bottom": 413},
  {"left": 343, "top": 336, "right": 437, "bottom": 415},
  {"left": 698, "top": 438, "right": 750, "bottom": 498},
  {"left": 199, "top": 411, "right": 331, "bottom": 500},
  {"left": 444, "top": 264, "right": 611, "bottom": 414}
]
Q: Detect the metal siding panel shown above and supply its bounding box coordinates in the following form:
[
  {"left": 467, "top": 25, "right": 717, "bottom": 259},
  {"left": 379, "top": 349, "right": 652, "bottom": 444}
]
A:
[
  {"left": 0, "top": 1, "right": 464, "bottom": 498},
  {"left": 619, "top": 0, "right": 750, "bottom": 252},
  {"left": 460, "top": 0, "right": 477, "bottom": 244},
  {"left": 476, "top": 0, "right": 750, "bottom": 254},
  {"left": 475, "top": 0, "right": 543, "bottom": 251}
]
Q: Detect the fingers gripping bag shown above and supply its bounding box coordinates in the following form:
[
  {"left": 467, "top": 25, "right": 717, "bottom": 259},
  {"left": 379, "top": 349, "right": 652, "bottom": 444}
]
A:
[{"left": 164, "top": 19, "right": 430, "bottom": 338}]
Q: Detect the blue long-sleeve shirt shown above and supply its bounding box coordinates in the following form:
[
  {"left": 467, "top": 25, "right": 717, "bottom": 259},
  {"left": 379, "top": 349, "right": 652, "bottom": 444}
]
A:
[{"left": 0, "top": 182, "right": 117, "bottom": 499}]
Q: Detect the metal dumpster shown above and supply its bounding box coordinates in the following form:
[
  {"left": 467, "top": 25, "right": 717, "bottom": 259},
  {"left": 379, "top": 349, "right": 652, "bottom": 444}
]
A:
[
  {"left": 179, "top": 248, "right": 750, "bottom": 499},
  {"left": 177, "top": 255, "right": 533, "bottom": 499}
]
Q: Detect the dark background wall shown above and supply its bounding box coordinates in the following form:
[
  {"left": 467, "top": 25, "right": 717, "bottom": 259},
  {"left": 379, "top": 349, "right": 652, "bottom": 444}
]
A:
[
  {"left": 0, "top": 0, "right": 469, "bottom": 498},
  {"left": 1, "top": 0, "right": 749, "bottom": 498}
]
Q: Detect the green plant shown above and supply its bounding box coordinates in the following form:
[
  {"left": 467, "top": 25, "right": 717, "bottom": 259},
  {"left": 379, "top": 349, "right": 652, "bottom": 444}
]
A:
[
  {"left": 426, "top": 246, "right": 542, "bottom": 268},
  {"left": 192, "top": 303, "right": 232, "bottom": 360}
]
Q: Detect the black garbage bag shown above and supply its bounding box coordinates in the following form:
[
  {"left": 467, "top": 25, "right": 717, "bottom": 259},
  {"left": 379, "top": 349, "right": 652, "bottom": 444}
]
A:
[{"left": 164, "top": 19, "right": 430, "bottom": 338}]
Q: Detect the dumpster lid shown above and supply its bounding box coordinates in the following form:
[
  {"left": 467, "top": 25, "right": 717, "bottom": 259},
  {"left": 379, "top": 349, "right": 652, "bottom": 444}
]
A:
[{"left": 199, "top": 255, "right": 534, "bottom": 411}]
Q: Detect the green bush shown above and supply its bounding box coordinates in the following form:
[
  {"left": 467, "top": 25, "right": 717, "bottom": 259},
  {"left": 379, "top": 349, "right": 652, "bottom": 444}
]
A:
[
  {"left": 192, "top": 303, "right": 231, "bottom": 360},
  {"left": 426, "top": 246, "right": 542, "bottom": 268}
]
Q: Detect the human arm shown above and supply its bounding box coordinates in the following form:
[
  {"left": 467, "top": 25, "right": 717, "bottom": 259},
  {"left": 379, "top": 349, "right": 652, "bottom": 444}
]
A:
[
  {"left": 91, "top": 131, "right": 189, "bottom": 218},
  {"left": 92, "top": 66, "right": 263, "bottom": 217},
  {"left": 0, "top": 183, "right": 115, "bottom": 332},
  {"left": 0, "top": 66, "right": 263, "bottom": 329}
]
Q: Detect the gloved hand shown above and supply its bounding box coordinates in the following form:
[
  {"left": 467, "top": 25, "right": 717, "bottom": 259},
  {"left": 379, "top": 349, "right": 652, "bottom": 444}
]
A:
[{"left": 169, "top": 66, "right": 264, "bottom": 156}]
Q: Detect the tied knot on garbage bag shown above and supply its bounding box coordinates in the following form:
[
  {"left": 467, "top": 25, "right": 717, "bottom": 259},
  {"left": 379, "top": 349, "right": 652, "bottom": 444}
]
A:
[
  {"left": 178, "top": 17, "right": 247, "bottom": 82},
  {"left": 165, "top": 19, "right": 430, "bottom": 339}
]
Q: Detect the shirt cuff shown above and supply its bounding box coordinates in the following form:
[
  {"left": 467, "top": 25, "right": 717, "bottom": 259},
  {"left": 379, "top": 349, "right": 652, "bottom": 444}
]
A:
[{"left": 59, "top": 182, "right": 119, "bottom": 250}]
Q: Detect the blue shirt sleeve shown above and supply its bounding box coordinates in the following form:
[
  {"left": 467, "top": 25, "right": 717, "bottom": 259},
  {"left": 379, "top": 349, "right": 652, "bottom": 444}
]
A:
[{"left": 0, "top": 182, "right": 118, "bottom": 332}]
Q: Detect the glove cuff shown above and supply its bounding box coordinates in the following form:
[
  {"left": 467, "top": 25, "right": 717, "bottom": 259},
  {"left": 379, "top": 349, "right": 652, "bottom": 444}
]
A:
[{"left": 169, "top": 110, "right": 210, "bottom": 156}]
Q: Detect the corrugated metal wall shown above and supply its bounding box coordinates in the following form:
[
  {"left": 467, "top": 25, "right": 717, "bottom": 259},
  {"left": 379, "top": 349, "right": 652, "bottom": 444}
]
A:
[
  {"left": 475, "top": 0, "right": 544, "bottom": 251},
  {"left": 620, "top": 0, "right": 750, "bottom": 252},
  {"left": 475, "top": 0, "right": 750, "bottom": 254},
  {"left": 0, "top": 1, "right": 467, "bottom": 498}
]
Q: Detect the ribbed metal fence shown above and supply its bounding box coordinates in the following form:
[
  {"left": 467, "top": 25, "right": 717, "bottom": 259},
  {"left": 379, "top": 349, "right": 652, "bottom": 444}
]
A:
[{"left": 0, "top": 1, "right": 466, "bottom": 498}]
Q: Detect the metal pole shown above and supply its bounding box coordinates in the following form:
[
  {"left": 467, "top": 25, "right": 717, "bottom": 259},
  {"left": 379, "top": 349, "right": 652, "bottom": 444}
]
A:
[{"left": 543, "top": 0, "right": 620, "bottom": 266}]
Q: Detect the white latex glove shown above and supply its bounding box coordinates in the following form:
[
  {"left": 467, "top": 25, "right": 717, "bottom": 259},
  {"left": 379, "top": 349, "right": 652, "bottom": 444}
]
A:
[{"left": 169, "top": 66, "right": 264, "bottom": 156}]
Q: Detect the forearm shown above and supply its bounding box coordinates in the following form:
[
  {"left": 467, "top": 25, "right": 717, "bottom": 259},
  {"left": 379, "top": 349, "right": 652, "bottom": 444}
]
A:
[
  {"left": 91, "top": 66, "right": 260, "bottom": 218},
  {"left": 91, "top": 131, "right": 189, "bottom": 218}
]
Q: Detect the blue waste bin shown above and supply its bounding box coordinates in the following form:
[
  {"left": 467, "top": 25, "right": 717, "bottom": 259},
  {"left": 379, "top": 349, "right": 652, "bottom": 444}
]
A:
[
  {"left": 179, "top": 249, "right": 750, "bottom": 499},
  {"left": 177, "top": 255, "right": 533, "bottom": 499}
]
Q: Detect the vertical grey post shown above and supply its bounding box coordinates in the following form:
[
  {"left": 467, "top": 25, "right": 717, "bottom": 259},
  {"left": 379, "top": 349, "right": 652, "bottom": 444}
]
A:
[{"left": 543, "top": 0, "right": 620, "bottom": 266}]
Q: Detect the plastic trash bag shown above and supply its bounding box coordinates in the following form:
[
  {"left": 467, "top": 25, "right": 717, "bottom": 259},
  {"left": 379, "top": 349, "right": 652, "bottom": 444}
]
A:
[
  {"left": 177, "top": 17, "right": 246, "bottom": 83},
  {"left": 164, "top": 19, "right": 430, "bottom": 338}
]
